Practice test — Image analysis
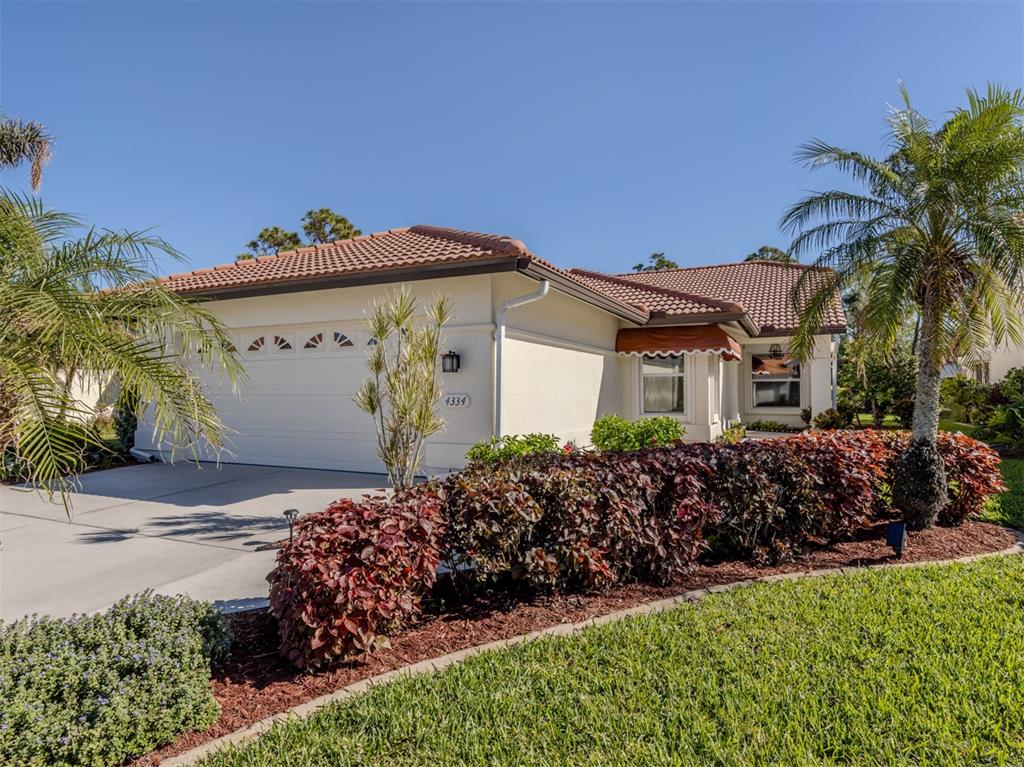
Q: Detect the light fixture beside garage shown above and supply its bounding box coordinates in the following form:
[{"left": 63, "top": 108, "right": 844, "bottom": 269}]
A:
[
  {"left": 769, "top": 343, "right": 783, "bottom": 359},
  {"left": 441, "top": 350, "right": 461, "bottom": 373}
]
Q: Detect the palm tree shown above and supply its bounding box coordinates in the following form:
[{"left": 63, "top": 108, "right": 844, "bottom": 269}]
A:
[
  {"left": 785, "top": 84, "right": 1024, "bottom": 529},
  {"left": 0, "top": 191, "right": 244, "bottom": 504},
  {"left": 0, "top": 113, "right": 52, "bottom": 190}
]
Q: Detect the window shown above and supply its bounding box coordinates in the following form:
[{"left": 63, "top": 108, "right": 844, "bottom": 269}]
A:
[
  {"left": 751, "top": 354, "right": 801, "bottom": 408},
  {"left": 304, "top": 333, "right": 323, "bottom": 350},
  {"left": 333, "top": 332, "right": 354, "bottom": 348},
  {"left": 642, "top": 355, "right": 685, "bottom": 413},
  {"left": 273, "top": 335, "right": 293, "bottom": 351},
  {"left": 247, "top": 336, "right": 265, "bottom": 352}
]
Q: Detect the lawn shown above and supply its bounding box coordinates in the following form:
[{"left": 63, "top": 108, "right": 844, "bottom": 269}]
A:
[
  {"left": 203, "top": 557, "right": 1024, "bottom": 767},
  {"left": 983, "top": 457, "right": 1024, "bottom": 529},
  {"left": 940, "top": 418, "right": 977, "bottom": 436}
]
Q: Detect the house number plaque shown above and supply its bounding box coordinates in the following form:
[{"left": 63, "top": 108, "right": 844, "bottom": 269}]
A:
[{"left": 443, "top": 393, "right": 471, "bottom": 409}]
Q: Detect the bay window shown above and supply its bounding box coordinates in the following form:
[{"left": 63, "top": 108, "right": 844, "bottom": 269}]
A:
[
  {"left": 642, "top": 354, "right": 685, "bottom": 413},
  {"left": 751, "top": 353, "right": 801, "bottom": 408}
]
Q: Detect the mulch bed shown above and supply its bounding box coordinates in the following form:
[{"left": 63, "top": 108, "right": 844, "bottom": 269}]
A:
[{"left": 129, "top": 520, "right": 1018, "bottom": 766}]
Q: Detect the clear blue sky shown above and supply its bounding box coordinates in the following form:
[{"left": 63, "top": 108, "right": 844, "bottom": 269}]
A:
[{"left": 1, "top": 1, "right": 1022, "bottom": 276}]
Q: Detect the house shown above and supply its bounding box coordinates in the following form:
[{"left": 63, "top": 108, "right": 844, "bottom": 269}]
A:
[
  {"left": 139, "top": 225, "right": 846, "bottom": 475},
  {"left": 988, "top": 340, "right": 1023, "bottom": 382}
]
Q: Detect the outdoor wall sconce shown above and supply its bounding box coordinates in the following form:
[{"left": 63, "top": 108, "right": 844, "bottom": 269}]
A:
[
  {"left": 442, "top": 350, "right": 461, "bottom": 373},
  {"left": 769, "top": 343, "right": 783, "bottom": 360},
  {"left": 886, "top": 521, "right": 906, "bottom": 558},
  {"left": 283, "top": 508, "right": 300, "bottom": 542}
]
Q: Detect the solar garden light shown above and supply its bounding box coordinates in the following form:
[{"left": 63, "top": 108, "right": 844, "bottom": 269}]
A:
[
  {"left": 886, "top": 521, "right": 906, "bottom": 558},
  {"left": 283, "top": 508, "right": 300, "bottom": 542}
]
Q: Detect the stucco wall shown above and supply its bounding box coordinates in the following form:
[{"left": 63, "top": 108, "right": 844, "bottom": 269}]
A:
[
  {"left": 493, "top": 272, "right": 631, "bottom": 446},
  {"left": 990, "top": 340, "right": 1024, "bottom": 382},
  {"left": 733, "top": 334, "right": 835, "bottom": 427},
  {"left": 136, "top": 275, "right": 496, "bottom": 474}
]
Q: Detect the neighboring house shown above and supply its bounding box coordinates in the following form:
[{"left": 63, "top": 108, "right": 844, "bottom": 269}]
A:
[
  {"left": 989, "top": 340, "right": 1024, "bottom": 382},
  {"left": 139, "top": 225, "right": 845, "bottom": 475}
]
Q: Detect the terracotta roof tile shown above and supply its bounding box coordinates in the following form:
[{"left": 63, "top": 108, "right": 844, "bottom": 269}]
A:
[
  {"left": 568, "top": 269, "right": 741, "bottom": 317},
  {"left": 159, "top": 225, "right": 528, "bottom": 295},
  {"left": 158, "top": 224, "right": 845, "bottom": 335},
  {"left": 614, "top": 261, "right": 846, "bottom": 334}
]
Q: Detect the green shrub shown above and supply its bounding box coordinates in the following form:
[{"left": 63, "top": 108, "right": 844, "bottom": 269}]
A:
[
  {"left": 799, "top": 406, "right": 813, "bottom": 425},
  {"left": 941, "top": 375, "right": 992, "bottom": 424},
  {"left": 465, "top": 433, "right": 561, "bottom": 464},
  {"left": 590, "top": 415, "right": 685, "bottom": 452},
  {"left": 0, "top": 592, "right": 229, "bottom": 767},
  {"left": 996, "top": 367, "right": 1024, "bottom": 403},
  {"left": 717, "top": 423, "right": 747, "bottom": 445},
  {"left": 892, "top": 397, "right": 915, "bottom": 428},
  {"left": 976, "top": 401, "right": 1024, "bottom": 453},
  {"left": 744, "top": 420, "right": 792, "bottom": 432},
  {"left": 813, "top": 408, "right": 851, "bottom": 430}
]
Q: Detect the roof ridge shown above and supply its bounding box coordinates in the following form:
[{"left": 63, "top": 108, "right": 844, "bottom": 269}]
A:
[
  {"left": 408, "top": 224, "right": 529, "bottom": 257},
  {"left": 571, "top": 268, "right": 745, "bottom": 314},
  {"left": 160, "top": 228, "right": 413, "bottom": 283},
  {"left": 612, "top": 260, "right": 815, "bottom": 277}
]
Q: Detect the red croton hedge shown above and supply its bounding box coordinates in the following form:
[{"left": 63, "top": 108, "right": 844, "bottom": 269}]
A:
[
  {"left": 268, "top": 490, "right": 444, "bottom": 668},
  {"left": 269, "top": 430, "right": 1004, "bottom": 668}
]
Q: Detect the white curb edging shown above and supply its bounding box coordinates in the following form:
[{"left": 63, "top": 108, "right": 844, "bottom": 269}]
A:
[{"left": 161, "top": 532, "right": 1024, "bottom": 767}]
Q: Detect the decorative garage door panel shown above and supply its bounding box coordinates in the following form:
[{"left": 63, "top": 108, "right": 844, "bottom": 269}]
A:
[{"left": 198, "top": 328, "right": 384, "bottom": 473}]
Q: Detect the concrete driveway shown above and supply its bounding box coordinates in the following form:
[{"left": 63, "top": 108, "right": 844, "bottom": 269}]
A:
[{"left": 0, "top": 462, "right": 387, "bottom": 622}]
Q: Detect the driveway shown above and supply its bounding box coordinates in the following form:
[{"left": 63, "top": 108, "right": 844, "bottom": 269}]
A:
[{"left": 0, "top": 462, "right": 386, "bottom": 622}]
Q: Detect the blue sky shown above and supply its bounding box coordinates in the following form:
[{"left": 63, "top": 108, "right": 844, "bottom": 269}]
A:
[{"left": 1, "top": 1, "right": 1022, "bottom": 276}]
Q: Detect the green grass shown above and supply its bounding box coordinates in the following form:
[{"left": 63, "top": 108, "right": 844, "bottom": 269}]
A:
[
  {"left": 856, "top": 413, "right": 901, "bottom": 427},
  {"left": 204, "top": 558, "right": 1024, "bottom": 767},
  {"left": 940, "top": 419, "right": 977, "bottom": 436},
  {"left": 982, "top": 457, "right": 1024, "bottom": 530}
]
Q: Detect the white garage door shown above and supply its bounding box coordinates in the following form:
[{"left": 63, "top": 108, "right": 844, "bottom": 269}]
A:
[{"left": 199, "top": 326, "right": 385, "bottom": 473}]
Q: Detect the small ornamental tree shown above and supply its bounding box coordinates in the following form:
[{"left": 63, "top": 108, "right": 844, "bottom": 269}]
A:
[{"left": 355, "top": 287, "right": 452, "bottom": 489}]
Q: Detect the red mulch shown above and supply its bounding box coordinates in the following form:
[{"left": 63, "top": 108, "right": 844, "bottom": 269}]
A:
[{"left": 128, "top": 520, "right": 1018, "bottom": 766}]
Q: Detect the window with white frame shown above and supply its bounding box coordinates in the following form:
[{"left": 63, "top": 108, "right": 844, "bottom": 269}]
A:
[
  {"left": 751, "top": 353, "right": 801, "bottom": 408},
  {"left": 642, "top": 355, "right": 685, "bottom": 413}
]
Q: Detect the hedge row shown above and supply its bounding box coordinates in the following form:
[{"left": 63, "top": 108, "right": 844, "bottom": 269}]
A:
[
  {"left": 0, "top": 593, "right": 229, "bottom": 767},
  {"left": 269, "top": 430, "right": 1005, "bottom": 668}
]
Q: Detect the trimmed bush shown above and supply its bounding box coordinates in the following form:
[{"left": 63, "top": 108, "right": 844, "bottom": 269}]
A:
[
  {"left": 0, "top": 592, "right": 228, "bottom": 767},
  {"left": 745, "top": 420, "right": 793, "bottom": 432},
  {"left": 269, "top": 430, "right": 1005, "bottom": 667},
  {"left": 590, "top": 414, "right": 685, "bottom": 452},
  {"left": 445, "top": 451, "right": 716, "bottom": 591},
  {"left": 813, "top": 407, "right": 851, "bottom": 429},
  {"left": 268, "top": 489, "right": 445, "bottom": 669},
  {"left": 892, "top": 397, "right": 915, "bottom": 428},
  {"left": 465, "top": 433, "right": 560, "bottom": 464}
]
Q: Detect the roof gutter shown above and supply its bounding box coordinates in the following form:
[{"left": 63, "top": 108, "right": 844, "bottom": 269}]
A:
[
  {"left": 495, "top": 279, "right": 550, "bottom": 437},
  {"left": 517, "top": 259, "right": 649, "bottom": 325}
]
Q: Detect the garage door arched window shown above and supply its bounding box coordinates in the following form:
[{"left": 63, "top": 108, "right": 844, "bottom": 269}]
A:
[
  {"left": 247, "top": 336, "right": 265, "bottom": 352},
  {"left": 304, "top": 333, "right": 323, "bottom": 350},
  {"left": 273, "top": 335, "right": 293, "bottom": 351},
  {"left": 333, "top": 332, "right": 354, "bottom": 348}
]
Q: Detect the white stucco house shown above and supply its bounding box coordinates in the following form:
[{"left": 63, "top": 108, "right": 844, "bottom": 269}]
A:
[
  {"left": 988, "top": 340, "right": 1024, "bottom": 382},
  {"left": 139, "top": 225, "right": 846, "bottom": 475}
]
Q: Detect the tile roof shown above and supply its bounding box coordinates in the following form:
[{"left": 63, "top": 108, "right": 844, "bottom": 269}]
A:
[
  {"left": 159, "top": 225, "right": 845, "bottom": 335},
  {"left": 613, "top": 261, "right": 847, "bottom": 334},
  {"left": 159, "top": 225, "right": 530, "bottom": 295},
  {"left": 568, "top": 269, "right": 742, "bottom": 318}
]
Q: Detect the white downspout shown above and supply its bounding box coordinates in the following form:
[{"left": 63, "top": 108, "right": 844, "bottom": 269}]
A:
[{"left": 494, "top": 279, "right": 550, "bottom": 436}]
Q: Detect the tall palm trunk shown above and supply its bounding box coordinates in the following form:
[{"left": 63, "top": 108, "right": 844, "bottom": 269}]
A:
[{"left": 893, "top": 292, "right": 948, "bottom": 529}]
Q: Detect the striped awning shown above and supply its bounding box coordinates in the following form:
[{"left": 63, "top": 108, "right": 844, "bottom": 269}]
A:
[{"left": 615, "top": 325, "right": 742, "bottom": 361}]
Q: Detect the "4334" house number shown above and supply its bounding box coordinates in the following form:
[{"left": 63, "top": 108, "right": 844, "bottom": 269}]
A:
[{"left": 442, "top": 393, "right": 471, "bottom": 409}]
